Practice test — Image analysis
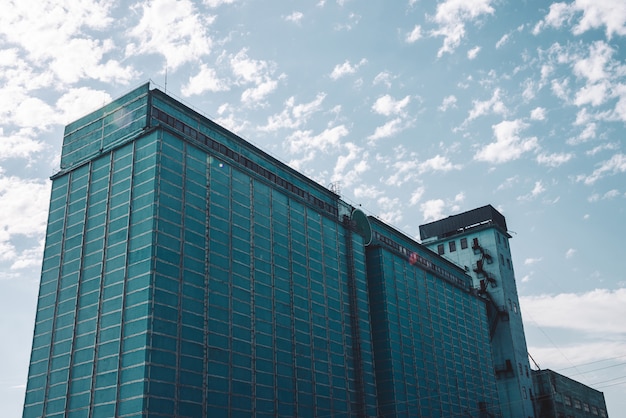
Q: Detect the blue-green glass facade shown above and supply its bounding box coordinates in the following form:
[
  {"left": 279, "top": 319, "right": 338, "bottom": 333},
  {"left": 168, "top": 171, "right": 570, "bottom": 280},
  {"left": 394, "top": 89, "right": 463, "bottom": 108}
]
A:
[
  {"left": 366, "top": 219, "right": 501, "bottom": 417},
  {"left": 24, "top": 84, "right": 502, "bottom": 417},
  {"left": 24, "top": 84, "right": 377, "bottom": 417}
]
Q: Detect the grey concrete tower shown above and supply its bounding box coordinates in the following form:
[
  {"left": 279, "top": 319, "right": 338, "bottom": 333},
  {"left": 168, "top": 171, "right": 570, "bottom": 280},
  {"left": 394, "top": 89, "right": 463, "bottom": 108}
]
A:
[{"left": 419, "top": 205, "right": 535, "bottom": 418}]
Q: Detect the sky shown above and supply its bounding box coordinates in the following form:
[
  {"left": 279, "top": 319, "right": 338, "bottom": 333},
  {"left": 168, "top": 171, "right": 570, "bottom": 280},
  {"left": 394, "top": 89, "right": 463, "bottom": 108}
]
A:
[{"left": 1, "top": 0, "right": 625, "bottom": 416}]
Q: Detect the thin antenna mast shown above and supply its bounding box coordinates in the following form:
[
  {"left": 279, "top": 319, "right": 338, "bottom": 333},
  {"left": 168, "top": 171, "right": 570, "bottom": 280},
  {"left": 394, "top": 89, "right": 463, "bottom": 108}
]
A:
[{"left": 164, "top": 59, "right": 168, "bottom": 94}]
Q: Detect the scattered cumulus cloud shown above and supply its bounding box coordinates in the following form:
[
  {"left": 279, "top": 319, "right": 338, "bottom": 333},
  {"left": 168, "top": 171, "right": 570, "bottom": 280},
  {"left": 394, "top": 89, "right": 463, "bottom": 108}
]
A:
[
  {"left": 576, "top": 153, "right": 626, "bottom": 184},
  {"left": 430, "top": 0, "right": 495, "bottom": 57},
  {"left": 536, "top": 152, "right": 574, "bottom": 167},
  {"left": 474, "top": 119, "right": 539, "bottom": 164},
  {"left": 182, "top": 64, "right": 230, "bottom": 96},
  {"left": 565, "top": 248, "right": 577, "bottom": 258},
  {"left": 368, "top": 118, "right": 405, "bottom": 141},
  {"left": 259, "top": 93, "right": 326, "bottom": 132},
  {"left": 372, "top": 95, "right": 411, "bottom": 116},
  {"left": 466, "top": 88, "right": 506, "bottom": 122},
  {"left": 420, "top": 199, "right": 446, "bottom": 222},
  {"left": 467, "top": 46, "right": 481, "bottom": 59},
  {"left": 495, "top": 33, "right": 510, "bottom": 49},
  {"left": 285, "top": 11, "right": 304, "bottom": 23},
  {"left": 534, "top": 1, "right": 626, "bottom": 38},
  {"left": 439, "top": 95, "right": 457, "bottom": 111},
  {"left": 126, "top": 0, "right": 215, "bottom": 70},
  {"left": 405, "top": 25, "right": 422, "bottom": 43},
  {"left": 330, "top": 58, "right": 367, "bottom": 80},
  {"left": 530, "top": 107, "right": 546, "bottom": 120},
  {"left": 524, "top": 257, "right": 543, "bottom": 265},
  {"left": 521, "top": 289, "right": 626, "bottom": 334}
]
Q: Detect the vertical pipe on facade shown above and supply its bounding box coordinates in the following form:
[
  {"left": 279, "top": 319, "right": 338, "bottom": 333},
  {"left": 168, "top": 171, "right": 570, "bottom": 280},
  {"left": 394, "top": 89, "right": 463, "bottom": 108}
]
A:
[
  {"left": 173, "top": 141, "right": 185, "bottom": 415},
  {"left": 342, "top": 216, "right": 366, "bottom": 417},
  {"left": 88, "top": 154, "right": 114, "bottom": 417},
  {"left": 63, "top": 162, "right": 92, "bottom": 413},
  {"left": 113, "top": 142, "right": 136, "bottom": 415},
  {"left": 202, "top": 150, "right": 212, "bottom": 415}
]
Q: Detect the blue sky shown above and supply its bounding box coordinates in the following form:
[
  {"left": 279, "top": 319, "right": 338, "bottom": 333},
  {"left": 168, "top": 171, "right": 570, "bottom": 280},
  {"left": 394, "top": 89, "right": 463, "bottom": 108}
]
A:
[{"left": 1, "top": 0, "right": 625, "bottom": 416}]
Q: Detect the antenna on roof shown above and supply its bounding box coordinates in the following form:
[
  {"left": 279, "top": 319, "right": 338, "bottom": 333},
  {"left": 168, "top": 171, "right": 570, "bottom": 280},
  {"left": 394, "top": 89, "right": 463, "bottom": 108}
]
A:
[
  {"left": 329, "top": 181, "right": 341, "bottom": 196},
  {"left": 164, "top": 59, "right": 168, "bottom": 94}
]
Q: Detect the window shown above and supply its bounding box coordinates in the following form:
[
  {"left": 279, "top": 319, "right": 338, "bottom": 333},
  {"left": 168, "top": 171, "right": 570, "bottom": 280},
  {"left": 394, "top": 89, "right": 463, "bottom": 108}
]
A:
[
  {"left": 591, "top": 406, "right": 598, "bottom": 415},
  {"left": 599, "top": 409, "right": 607, "bottom": 418},
  {"left": 574, "top": 399, "right": 581, "bottom": 409},
  {"left": 460, "top": 238, "right": 468, "bottom": 249},
  {"left": 449, "top": 241, "right": 456, "bottom": 252},
  {"left": 525, "top": 365, "right": 529, "bottom": 377},
  {"left": 564, "top": 395, "right": 571, "bottom": 406},
  {"left": 500, "top": 254, "right": 505, "bottom": 264},
  {"left": 522, "top": 386, "right": 527, "bottom": 399},
  {"left": 583, "top": 403, "right": 590, "bottom": 412},
  {"left": 513, "top": 303, "right": 518, "bottom": 314},
  {"left": 437, "top": 244, "right": 444, "bottom": 255}
]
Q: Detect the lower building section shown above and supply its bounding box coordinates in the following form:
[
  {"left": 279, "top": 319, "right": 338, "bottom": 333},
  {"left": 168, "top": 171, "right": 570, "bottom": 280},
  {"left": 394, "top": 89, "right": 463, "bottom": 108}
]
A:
[
  {"left": 532, "top": 369, "right": 608, "bottom": 418},
  {"left": 366, "top": 219, "right": 502, "bottom": 417}
]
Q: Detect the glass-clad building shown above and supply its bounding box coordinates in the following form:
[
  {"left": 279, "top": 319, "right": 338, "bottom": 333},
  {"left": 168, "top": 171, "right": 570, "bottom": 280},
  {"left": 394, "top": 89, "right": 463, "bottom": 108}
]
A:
[
  {"left": 366, "top": 218, "right": 501, "bottom": 417},
  {"left": 24, "top": 83, "right": 503, "bottom": 417}
]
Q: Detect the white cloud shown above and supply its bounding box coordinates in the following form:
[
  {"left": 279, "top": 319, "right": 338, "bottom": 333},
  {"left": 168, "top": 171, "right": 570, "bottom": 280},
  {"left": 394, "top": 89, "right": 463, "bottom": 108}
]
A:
[
  {"left": 518, "top": 181, "right": 545, "bottom": 201},
  {"left": 330, "top": 58, "right": 367, "bottom": 80},
  {"left": 0, "top": 129, "right": 46, "bottom": 161},
  {"left": 420, "top": 199, "right": 446, "bottom": 222},
  {"left": 430, "top": 0, "right": 495, "bottom": 57},
  {"left": 533, "top": 2, "right": 574, "bottom": 34},
  {"left": 495, "top": 33, "right": 510, "bottom": 49},
  {"left": 536, "top": 152, "right": 574, "bottom": 167},
  {"left": 204, "top": 0, "right": 236, "bottom": 7},
  {"left": 372, "top": 71, "right": 393, "bottom": 88},
  {"left": 353, "top": 185, "right": 383, "bottom": 199},
  {"left": 573, "top": 41, "right": 614, "bottom": 83},
  {"left": 586, "top": 142, "right": 618, "bottom": 156},
  {"left": 377, "top": 196, "right": 403, "bottom": 225},
  {"left": 331, "top": 142, "right": 368, "bottom": 187},
  {"left": 127, "top": 0, "right": 215, "bottom": 70},
  {"left": 286, "top": 125, "right": 348, "bottom": 155},
  {"left": 466, "top": 88, "right": 506, "bottom": 122},
  {"left": 474, "top": 119, "right": 539, "bottom": 164},
  {"left": 371, "top": 95, "right": 411, "bottom": 116},
  {"left": 285, "top": 11, "right": 304, "bottom": 23},
  {"left": 182, "top": 64, "right": 230, "bottom": 96},
  {"left": 565, "top": 248, "right": 577, "bottom": 259},
  {"left": 405, "top": 25, "right": 422, "bottom": 43},
  {"left": 368, "top": 118, "right": 404, "bottom": 141},
  {"left": 530, "top": 107, "right": 546, "bottom": 120},
  {"left": 56, "top": 87, "right": 113, "bottom": 124},
  {"left": 576, "top": 153, "right": 626, "bottom": 184},
  {"left": 409, "top": 186, "right": 426, "bottom": 206},
  {"left": 259, "top": 93, "right": 326, "bottom": 132},
  {"left": 534, "top": 1, "right": 626, "bottom": 38},
  {"left": 0, "top": 0, "right": 133, "bottom": 86},
  {"left": 0, "top": 174, "right": 50, "bottom": 266},
  {"left": 230, "top": 49, "right": 281, "bottom": 105},
  {"left": 521, "top": 288, "right": 626, "bottom": 334},
  {"left": 418, "top": 155, "right": 462, "bottom": 174},
  {"left": 439, "top": 95, "right": 457, "bottom": 111},
  {"left": 467, "top": 46, "right": 481, "bottom": 60},
  {"left": 524, "top": 257, "right": 543, "bottom": 265}
]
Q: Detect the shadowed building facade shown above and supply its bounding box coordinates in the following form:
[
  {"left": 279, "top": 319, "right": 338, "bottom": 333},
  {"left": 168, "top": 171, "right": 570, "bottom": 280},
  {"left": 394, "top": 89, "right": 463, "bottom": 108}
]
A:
[{"left": 24, "top": 83, "right": 502, "bottom": 417}]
